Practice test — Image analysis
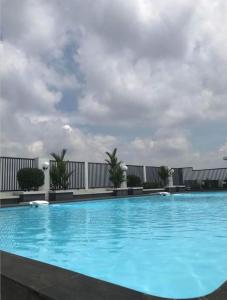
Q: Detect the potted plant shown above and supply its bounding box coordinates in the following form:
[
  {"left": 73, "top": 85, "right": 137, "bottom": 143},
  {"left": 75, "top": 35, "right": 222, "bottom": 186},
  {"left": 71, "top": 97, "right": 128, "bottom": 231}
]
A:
[
  {"left": 105, "top": 148, "right": 127, "bottom": 196},
  {"left": 127, "top": 175, "right": 143, "bottom": 195},
  {"left": 17, "top": 168, "right": 45, "bottom": 202},
  {"left": 49, "top": 149, "right": 73, "bottom": 201},
  {"left": 158, "top": 166, "right": 170, "bottom": 186},
  {"left": 142, "top": 181, "right": 164, "bottom": 194}
]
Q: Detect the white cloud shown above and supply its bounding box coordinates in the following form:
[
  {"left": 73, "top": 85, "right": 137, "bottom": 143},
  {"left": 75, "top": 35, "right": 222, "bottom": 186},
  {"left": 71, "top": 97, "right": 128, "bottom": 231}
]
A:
[
  {"left": 219, "top": 141, "right": 227, "bottom": 156},
  {"left": 2, "top": 0, "right": 68, "bottom": 58},
  {"left": 28, "top": 141, "right": 44, "bottom": 156},
  {"left": 129, "top": 135, "right": 192, "bottom": 166},
  {"left": 62, "top": 124, "right": 73, "bottom": 133},
  {"left": 1, "top": 0, "right": 227, "bottom": 168}
]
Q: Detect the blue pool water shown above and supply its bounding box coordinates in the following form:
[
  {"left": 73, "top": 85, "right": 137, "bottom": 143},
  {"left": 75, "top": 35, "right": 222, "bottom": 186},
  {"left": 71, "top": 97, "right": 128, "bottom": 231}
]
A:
[{"left": 0, "top": 192, "right": 227, "bottom": 298}]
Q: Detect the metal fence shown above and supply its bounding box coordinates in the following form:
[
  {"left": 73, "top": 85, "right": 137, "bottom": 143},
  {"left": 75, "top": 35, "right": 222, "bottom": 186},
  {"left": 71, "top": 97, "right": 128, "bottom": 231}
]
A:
[
  {"left": 0, "top": 157, "right": 36, "bottom": 191},
  {"left": 49, "top": 160, "right": 85, "bottom": 189},
  {"left": 145, "top": 167, "right": 184, "bottom": 185},
  {"left": 173, "top": 168, "right": 183, "bottom": 185},
  {"left": 182, "top": 167, "right": 227, "bottom": 182},
  {"left": 88, "top": 162, "right": 112, "bottom": 188},
  {"left": 88, "top": 164, "right": 145, "bottom": 188},
  {"left": 127, "top": 165, "right": 144, "bottom": 182},
  {"left": 2, "top": 155, "right": 226, "bottom": 192},
  {"left": 145, "top": 166, "right": 162, "bottom": 183}
]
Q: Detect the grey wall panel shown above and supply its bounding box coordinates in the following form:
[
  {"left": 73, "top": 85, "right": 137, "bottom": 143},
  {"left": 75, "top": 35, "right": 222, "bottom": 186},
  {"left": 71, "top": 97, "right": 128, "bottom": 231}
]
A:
[
  {"left": 127, "top": 165, "right": 144, "bottom": 182},
  {"left": 173, "top": 168, "right": 183, "bottom": 185},
  {"left": 88, "top": 163, "right": 112, "bottom": 188},
  {"left": 145, "top": 166, "right": 162, "bottom": 183},
  {"left": 182, "top": 167, "right": 227, "bottom": 182}
]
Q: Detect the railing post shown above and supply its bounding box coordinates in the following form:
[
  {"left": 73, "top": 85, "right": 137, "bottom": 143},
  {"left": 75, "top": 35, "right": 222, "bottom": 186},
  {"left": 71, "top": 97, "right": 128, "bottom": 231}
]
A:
[
  {"left": 35, "top": 157, "right": 50, "bottom": 200},
  {"left": 84, "top": 161, "right": 89, "bottom": 190},
  {"left": 143, "top": 165, "right": 147, "bottom": 183}
]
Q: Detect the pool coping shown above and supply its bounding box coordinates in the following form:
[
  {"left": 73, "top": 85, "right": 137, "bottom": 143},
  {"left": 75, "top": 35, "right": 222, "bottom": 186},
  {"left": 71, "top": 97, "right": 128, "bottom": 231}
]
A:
[
  {"left": 1, "top": 190, "right": 226, "bottom": 210},
  {"left": 0, "top": 190, "right": 166, "bottom": 208},
  {"left": 1, "top": 189, "right": 227, "bottom": 209},
  {"left": 1, "top": 250, "right": 226, "bottom": 300}
]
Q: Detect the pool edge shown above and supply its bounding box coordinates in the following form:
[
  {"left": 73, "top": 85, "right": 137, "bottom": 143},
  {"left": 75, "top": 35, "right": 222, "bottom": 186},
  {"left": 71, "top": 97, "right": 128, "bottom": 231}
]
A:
[{"left": 1, "top": 250, "right": 226, "bottom": 300}]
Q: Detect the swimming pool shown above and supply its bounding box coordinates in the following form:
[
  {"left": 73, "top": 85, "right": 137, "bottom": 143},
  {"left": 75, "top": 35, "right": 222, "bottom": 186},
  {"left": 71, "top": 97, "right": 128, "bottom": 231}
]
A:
[{"left": 0, "top": 192, "right": 227, "bottom": 299}]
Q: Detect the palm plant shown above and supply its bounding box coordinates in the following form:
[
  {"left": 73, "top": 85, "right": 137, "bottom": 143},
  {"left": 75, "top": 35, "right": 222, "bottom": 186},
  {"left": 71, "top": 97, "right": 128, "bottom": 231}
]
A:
[
  {"left": 105, "top": 148, "right": 125, "bottom": 188},
  {"left": 158, "top": 166, "right": 173, "bottom": 186},
  {"left": 50, "top": 149, "right": 72, "bottom": 190}
]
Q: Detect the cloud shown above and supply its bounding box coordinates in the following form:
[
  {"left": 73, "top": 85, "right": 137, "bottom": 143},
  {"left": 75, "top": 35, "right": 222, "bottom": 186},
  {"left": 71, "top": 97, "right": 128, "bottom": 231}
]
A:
[
  {"left": 129, "top": 135, "right": 194, "bottom": 166},
  {"left": 1, "top": 0, "right": 227, "bottom": 168},
  {"left": 28, "top": 140, "right": 44, "bottom": 156},
  {"left": 62, "top": 124, "right": 73, "bottom": 133},
  {"left": 219, "top": 141, "right": 227, "bottom": 157},
  {"left": 2, "top": 0, "right": 68, "bottom": 58}
]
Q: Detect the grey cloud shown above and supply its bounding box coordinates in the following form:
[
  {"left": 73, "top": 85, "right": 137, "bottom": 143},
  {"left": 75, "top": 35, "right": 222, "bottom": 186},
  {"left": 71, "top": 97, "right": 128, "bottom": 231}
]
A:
[{"left": 1, "top": 0, "right": 227, "bottom": 168}]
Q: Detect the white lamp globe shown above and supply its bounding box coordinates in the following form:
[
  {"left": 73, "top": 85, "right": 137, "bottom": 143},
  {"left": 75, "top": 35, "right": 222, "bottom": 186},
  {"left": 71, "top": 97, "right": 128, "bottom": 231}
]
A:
[
  {"left": 169, "top": 168, "right": 175, "bottom": 175},
  {"left": 122, "top": 164, "right": 128, "bottom": 171},
  {"left": 42, "top": 161, "right": 49, "bottom": 170}
]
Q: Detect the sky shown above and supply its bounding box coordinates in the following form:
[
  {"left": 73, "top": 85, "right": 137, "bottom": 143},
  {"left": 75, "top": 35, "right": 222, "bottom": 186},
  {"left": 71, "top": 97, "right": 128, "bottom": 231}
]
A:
[{"left": 1, "top": 0, "right": 227, "bottom": 168}]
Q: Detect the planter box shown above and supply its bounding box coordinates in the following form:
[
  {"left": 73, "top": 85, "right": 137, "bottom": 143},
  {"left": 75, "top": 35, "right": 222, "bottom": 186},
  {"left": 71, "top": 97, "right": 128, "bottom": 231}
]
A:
[
  {"left": 128, "top": 187, "right": 143, "bottom": 195},
  {"left": 49, "top": 191, "right": 73, "bottom": 202},
  {"left": 18, "top": 191, "right": 45, "bottom": 203},
  {"left": 176, "top": 185, "right": 186, "bottom": 192},
  {"left": 113, "top": 188, "right": 128, "bottom": 197},
  {"left": 165, "top": 186, "right": 186, "bottom": 193},
  {"left": 165, "top": 186, "right": 177, "bottom": 193}
]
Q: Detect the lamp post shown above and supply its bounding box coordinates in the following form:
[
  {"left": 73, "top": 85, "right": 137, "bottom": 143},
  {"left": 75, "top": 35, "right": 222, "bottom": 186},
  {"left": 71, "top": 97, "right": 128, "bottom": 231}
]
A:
[
  {"left": 222, "top": 157, "right": 227, "bottom": 188},
  {"left": 167, "top": 168, "right": 174, "bottom": 187},
  {"left": 121, "top": 164, "right": 128, "bottom": 189},
  {"left": 35, "top": 158, "right": 50, "bottom": 200}
]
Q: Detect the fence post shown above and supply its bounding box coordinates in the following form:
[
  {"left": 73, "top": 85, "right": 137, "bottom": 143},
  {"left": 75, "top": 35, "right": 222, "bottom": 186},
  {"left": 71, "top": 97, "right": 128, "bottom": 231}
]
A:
[
  {"left": 143, "top": 165, "right": 147, "bottom": 183},
  {"left": 84, "top": 161, "right": 89, "bottom": 190},
  {"left": 35, "top": 157, "right": 50, "bottom": 200}
]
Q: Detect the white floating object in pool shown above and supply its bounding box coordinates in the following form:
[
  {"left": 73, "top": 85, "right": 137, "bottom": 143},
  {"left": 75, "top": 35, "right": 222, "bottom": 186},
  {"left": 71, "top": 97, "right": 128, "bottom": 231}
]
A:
[
  {"left": 158, "top": 192, "right": 171, "bottom": 196},
  {"left": 29, "top": 200, "right": 49, "bottom": 207}
]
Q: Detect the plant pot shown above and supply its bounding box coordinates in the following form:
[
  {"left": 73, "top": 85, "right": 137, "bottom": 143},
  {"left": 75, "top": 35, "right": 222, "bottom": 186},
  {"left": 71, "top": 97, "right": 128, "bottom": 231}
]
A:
[
  {"left": 176, "top": 185, "right": 186, "bottom": 192},
  {"left": 49, "top": 190, "right": 73, "bottom": 202},
  {"left": 165, "top": 186, "right": 177, "bottom": 193},
  {"left": 113, "top": 188, "right": 128, "bottom": 197},
  {"left": 128, "top": 187, "right": 143, "bottom": 195},
  {"left": 18, "top": 191, "right": 45, "bottom": 202}
]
